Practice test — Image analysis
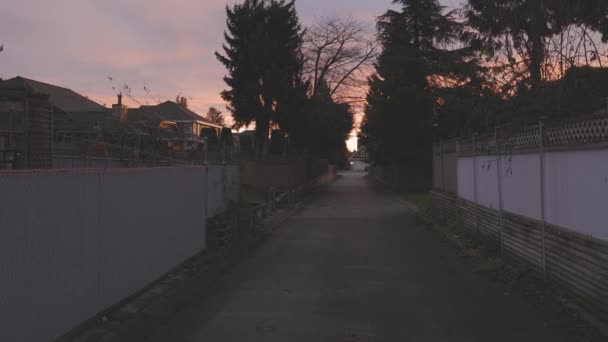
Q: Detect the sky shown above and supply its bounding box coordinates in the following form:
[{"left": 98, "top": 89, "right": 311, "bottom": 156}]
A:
[{"left": 0, "top": 0, "right": 459, "bottom": 151}]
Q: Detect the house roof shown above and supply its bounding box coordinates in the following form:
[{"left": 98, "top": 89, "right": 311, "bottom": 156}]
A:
[
  {"left": 349, "top": 146, "right": 368, "bottom": 161},
  {"left": 128, "top": 101, "right": 223, "bottom": 128},
  {"left": 0, "top": 77, "right": 107, "bottom": 113}
]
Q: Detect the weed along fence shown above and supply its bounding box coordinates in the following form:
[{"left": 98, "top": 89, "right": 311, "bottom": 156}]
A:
[
  {"left": 245, "top": 163, "right": 337, "bottom": 229},
  {"left": 431, "top": 117, "right": 608, "bottom": 323},
  {"left": 0, "top": 165, "right": 238, "bottom": 342}
]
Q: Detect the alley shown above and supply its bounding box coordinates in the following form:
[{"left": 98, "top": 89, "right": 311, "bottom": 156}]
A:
[{"left": 146, "top": 172, "right": 567, "bottom": 342}]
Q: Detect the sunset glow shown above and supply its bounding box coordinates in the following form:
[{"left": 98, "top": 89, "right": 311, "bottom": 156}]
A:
[{"left": 0, "top": 0, "right": 457, "bottom": 151}]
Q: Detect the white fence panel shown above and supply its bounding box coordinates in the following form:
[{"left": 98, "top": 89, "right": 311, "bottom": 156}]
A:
[
  {"left": 455, "top": 147, "right": 608, "bottom": 240},
  {"left": 98, "top": 168, "right": 207, "bottom": 307},
  {"left": 0, "top": 171, "right": 102, "bottom": 342},
  {"left": 501, "top": 154, "right": 541, "bottom": 220},
  {"left": 544, "top": 149, "right": 608, "bottom": 240},
  {"left": 474, "top": 156, "right": 500, "bottom": 210},
  {"left": 0, "top": 165, "right": 238, "bottom": 342},
  {"left": 457, "top": 157, "right": 475, "bottom": 201}
]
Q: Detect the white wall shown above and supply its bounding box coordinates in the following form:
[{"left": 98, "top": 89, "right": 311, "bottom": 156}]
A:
[
  {"left": 544, "top": 149, "right": 608, "bottom": 239},
  {"left": 475, "top": 156, "right": 501, "bottom": 210},
  {"left": 458, "top": 156, "right": 501, "bottom": 210},
  {"left": 456, "top": 149, "right": 608, "bottom": 241},
  {"left": 501, "top": 154, "right": 542, "bottom": 220},
  {"left": 457, "top": 157, "right": 475, "bottom": 201},
  {"left": 0, "top": 165, "right": 238, "bottom": 342}
]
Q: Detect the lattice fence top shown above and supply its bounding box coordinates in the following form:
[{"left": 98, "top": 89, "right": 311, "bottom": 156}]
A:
[
  {"left": 545, "top": 117, "right": 608, "bottom": 147},
  {"left": 452, "top": 115, "right": 608, "bottom": 156},
  {"left": 434, "top": 139, "right": 458, "bottom": 154},
  {"left": 498, "top": 127, "right": 541, "bottom": 152},
  {"left": 456, "top": 138, "right": 473, "bottom": 154},
  {"left": 456, "top": 135, "right": 495, "bottom": 155}
]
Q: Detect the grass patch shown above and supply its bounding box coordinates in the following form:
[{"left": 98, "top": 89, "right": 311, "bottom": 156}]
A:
[{"left": 401, "top": 192, "right": 430, "bottom": 211}]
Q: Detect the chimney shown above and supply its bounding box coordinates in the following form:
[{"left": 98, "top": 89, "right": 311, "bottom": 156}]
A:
[{"left": 112, "top": 93, "right": 128, "bottom": 121}]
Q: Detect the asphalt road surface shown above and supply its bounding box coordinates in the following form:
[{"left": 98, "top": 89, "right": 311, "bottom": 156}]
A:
[{"left": 146, "top": 172, "right": 568, "bottom": 342}]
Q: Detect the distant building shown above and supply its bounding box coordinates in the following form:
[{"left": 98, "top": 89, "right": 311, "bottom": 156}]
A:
[
  {"left": 0, "top": 77, "right": 116, "bottom": 168},
  {"left": 127, "top": 101, "right": 224, "bottom": 152},
  {"left": 0, "top": 77, "right": 232, "bottom": 168},
  {"left": 2, "top": 76, "right": 110, "bottom": 131},
  {"left": 349, "top": 146, "right": 369, "bottom": 171},
  {"left": 0, "top": 77, "right": 161, "bottom": 169},
  {"left": 0, "top": 78, "right": 56, "bottom": 169}
]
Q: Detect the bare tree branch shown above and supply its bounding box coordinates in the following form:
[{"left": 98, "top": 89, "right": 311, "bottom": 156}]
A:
[{"left": 303, "top": 17, "right": 379, "bottom": 104}]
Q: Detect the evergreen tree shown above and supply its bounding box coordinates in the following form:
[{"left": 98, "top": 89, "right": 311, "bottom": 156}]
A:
[
  {"left": 360, "top": 0, "right": 475, "bottom": 164},
  {"left": 295, "top": 82, "right": 353, "bottom": 163},
  {"left": 216, "top": 0, "right": 306, "bottom": 155}
]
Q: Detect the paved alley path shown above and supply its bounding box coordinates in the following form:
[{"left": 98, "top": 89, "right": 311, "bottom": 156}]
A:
[{"left": 147, "top": 172, "right": 568, "bottom": 342}]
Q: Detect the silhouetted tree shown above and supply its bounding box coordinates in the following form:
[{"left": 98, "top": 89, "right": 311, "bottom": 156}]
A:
[
  {"left": 290, "top": 82, "right": 354, "bottom": 163},
  {"left": 220, "top": 127, "right": 234, "bottom": 146},
  {"left": 303, "top": 17, "right": 378, "bottom": 105},
  {"left": 466, "top": 0, "right": 608, "bottom": 93},
  {"left": 201, "top": 127, "right": 219, "bottom": 144},
  {"left": 216, "top": 0, "right": 307, "bottom": 155},
  {"left": 206, "top": 107, "right": 226, "bottom": 126},
  {"left": 360, "top": 0, "right": 475, "bottom": 162},
  {"left": 175, "top": 95, "right": 189, "bottom": 108}
]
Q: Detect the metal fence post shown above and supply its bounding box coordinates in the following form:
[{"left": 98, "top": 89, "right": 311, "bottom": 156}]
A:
[
  {"left": 440, "top": 140, "right": 446, "bottom": 191},
  {"left": 203, "top": 139, "right": 208, "bottom": 165},
  {"left": 495, "top": 127, "right": 505, "bottom": 256},
  {"left": 539, "top": 121, "right": 547, "bottom": 278},
  {"left": 51, "top": 106, "right": 54, "bottom": 169},
  {"left": 432, "top": 142, "right": 436, "bottom": 190},
  {"left": 473, "top": 134, "right": 478, "bottom": 232},
  {"left": 438, "top": 140, "right": 444, "bottom": 218}
]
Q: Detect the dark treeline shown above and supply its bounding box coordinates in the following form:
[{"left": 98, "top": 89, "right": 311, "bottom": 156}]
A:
[
  {"left": 216, "top": 0, "right": 608, "bottom": 170},
  {"left": 360, "top": 0, "right": 608, "bottom": 167},
  {"left": 216, "top": 0, "right": 357, "bottom": 166}
]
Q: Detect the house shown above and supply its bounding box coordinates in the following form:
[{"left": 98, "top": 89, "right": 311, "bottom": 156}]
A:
[
  {"left": 0, "top": 77, "right": 229, "bottom": 168},
  {"left": 126, "top": 101, "right": 224, "bottom": 152},
  {"left": 0, "top": 76, "right": 114, "bottom": 168},
  {"left": 349, "top": 146, "right": 369, "bottom": 171},
  {"left": 0, "top": 78, "right": 56, "bottom": 169},
  {"left": 0, "top": 77, "right": 158, "bottom": 169},
  {"left": 1, "top": 77, "right": 110, "bottom": 132}
]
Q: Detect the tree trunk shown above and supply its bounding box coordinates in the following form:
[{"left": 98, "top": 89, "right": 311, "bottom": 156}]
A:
[
  {"left": 255, "top": 118, "right": 269, "bottom": 159},
  {"left": 255, "top": 99, "right": 273, "bottom": 158},
  {"left": 529, "top": 0, "right": 545, "bottom": 91}
]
